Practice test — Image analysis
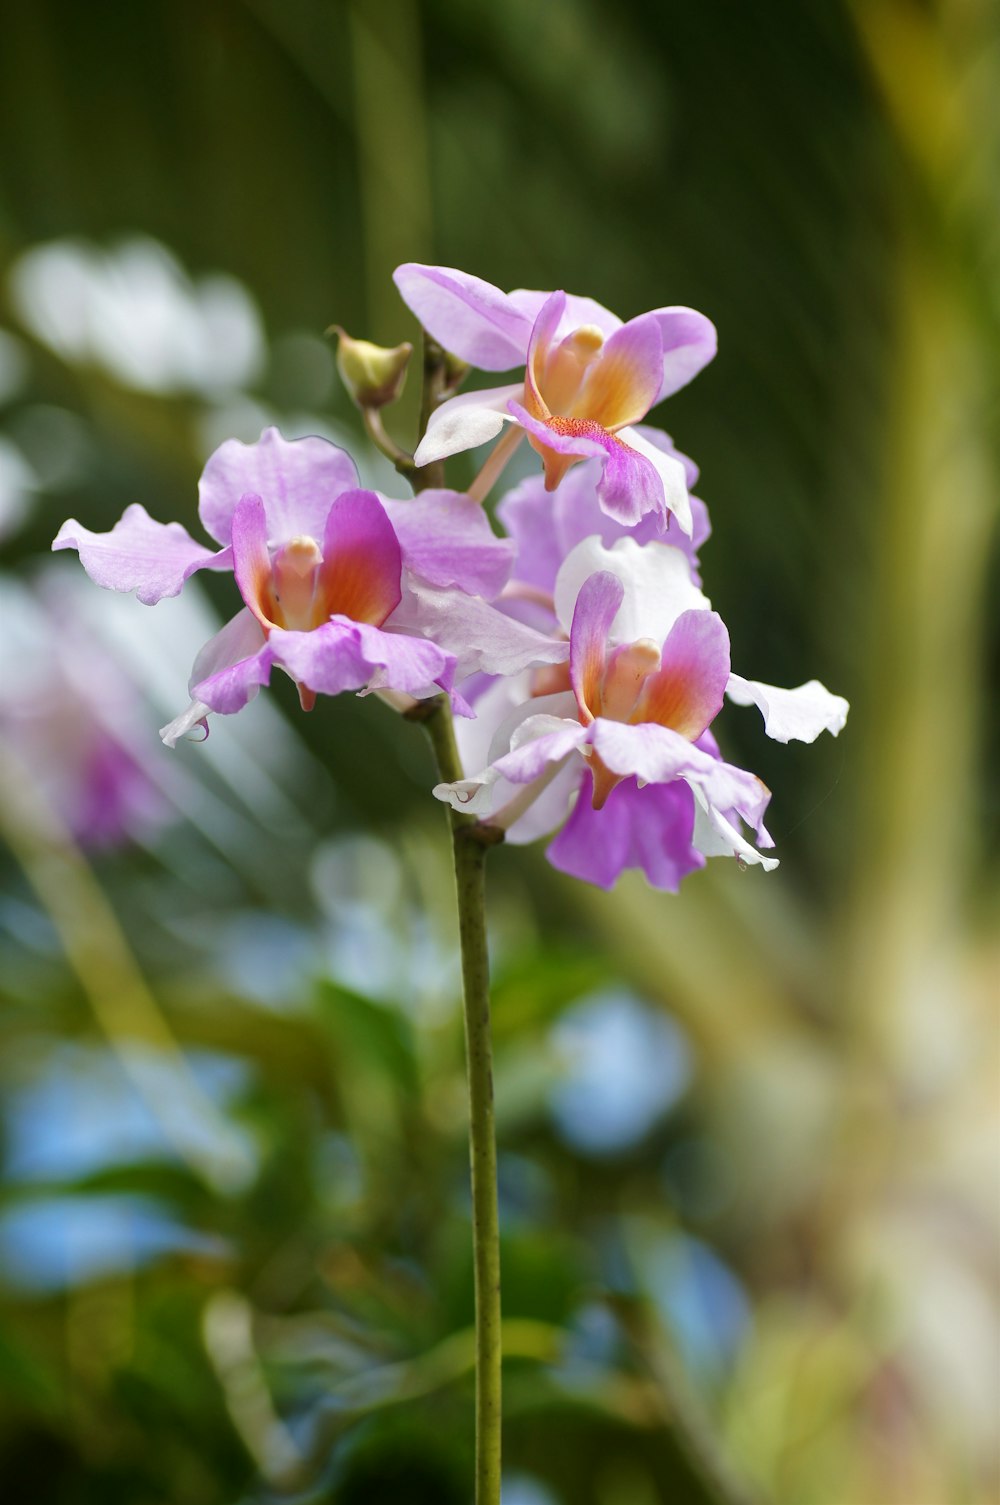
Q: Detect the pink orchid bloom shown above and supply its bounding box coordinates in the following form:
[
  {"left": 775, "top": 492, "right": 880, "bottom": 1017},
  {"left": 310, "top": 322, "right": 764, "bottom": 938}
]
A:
[
  {"left": 53, "top": 428, "right": 562, "bottom": 743},
  {"left": 394, "top": 264, "right": 717, "bottom": 532},
  {"left": 438, "top": 538, "right": 849, "bottom": 890}
]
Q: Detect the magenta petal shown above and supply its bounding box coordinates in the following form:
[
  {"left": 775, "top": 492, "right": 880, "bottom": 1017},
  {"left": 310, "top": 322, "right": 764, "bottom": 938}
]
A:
[
  {"left": 650, "top": 307, "right": 718, "bottom": 399},
  {"left": 198, "top": 427, "right": 359, "bottom": 547},
  {"left": 393, "top": 263, "right": 532, "bottom": 370},
  {"left": 53, "top": 504, "right": 230, "bottom": 605},
  {"left": 269, "top": 618, "right": 455, "bottom": 701},
  {"left": 547, "top": 772, "right": 702, "bottom": 892},
  {"left": 569, "top": 572, "right": 623, "bottom": 719},
  {"left": 380, "top": 489, "right": 515, "bottom": 598},
  {"left": 320, "top": 489, "right": 402, "bottom": 626}
]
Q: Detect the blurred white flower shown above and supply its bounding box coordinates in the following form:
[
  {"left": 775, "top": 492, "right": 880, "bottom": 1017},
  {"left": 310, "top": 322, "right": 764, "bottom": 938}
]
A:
[{"left": 9, "top": 235, "right": 264, "bottom": 396}]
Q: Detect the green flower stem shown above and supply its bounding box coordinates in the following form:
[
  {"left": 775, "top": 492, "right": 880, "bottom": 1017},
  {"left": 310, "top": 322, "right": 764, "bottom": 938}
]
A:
[
  {"left": 409, "top": 694, "right": 503, "bottom": 1505},
  {"left": 361, "top": 404, "right": 415, "bottom": 481},
  {"left": 415, "top": 331, "right": 448, "bottom": 491}
]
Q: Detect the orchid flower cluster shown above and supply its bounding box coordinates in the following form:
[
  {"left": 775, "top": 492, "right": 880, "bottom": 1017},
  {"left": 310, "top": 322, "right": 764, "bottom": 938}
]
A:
[{"left": 54, "top": 264, "right": 847, "bottom": 890}]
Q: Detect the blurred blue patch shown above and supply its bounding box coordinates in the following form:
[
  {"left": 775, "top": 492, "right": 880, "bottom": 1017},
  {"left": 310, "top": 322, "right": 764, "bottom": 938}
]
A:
[
  {"left": 0, "top": 1194, "right": 227, "bottom": 1292},
  {"left": 644, "top": 1231, "right": 750, "bottom": 1380},
  {"left": 4, "top": 1041, "right": 253, "bottom": 1182},
  {"left": 548, "top": 990, "right": 692, "bottom": 1155},
  {"left": 502, "top": 1474, "right": 561, "bottom": 1505}
]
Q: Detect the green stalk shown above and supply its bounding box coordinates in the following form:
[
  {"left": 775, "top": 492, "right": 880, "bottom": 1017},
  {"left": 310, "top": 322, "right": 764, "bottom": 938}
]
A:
[{"left": 409, "top": 695, "right": 503, "bottom": 1504}]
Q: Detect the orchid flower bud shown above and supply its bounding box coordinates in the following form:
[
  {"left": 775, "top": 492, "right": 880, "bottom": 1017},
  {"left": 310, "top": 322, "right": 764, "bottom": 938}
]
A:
[{"left": 332, "top": 327, "right": 412, "bottom": 409}]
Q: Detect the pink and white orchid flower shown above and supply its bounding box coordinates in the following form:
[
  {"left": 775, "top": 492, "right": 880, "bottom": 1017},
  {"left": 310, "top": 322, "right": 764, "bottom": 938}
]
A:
[
  {"left": 53, "top": 428, "right": 561, "bottom": 744},
  {"left": 393, "top": 264, "right": 716, "bottom": 532},
  {"left": 437, "top": 538, "right": 848, "bottom": 890}
]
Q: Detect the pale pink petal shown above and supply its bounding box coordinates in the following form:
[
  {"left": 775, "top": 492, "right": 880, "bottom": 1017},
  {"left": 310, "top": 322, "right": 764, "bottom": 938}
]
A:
[
  {"left": 389, "top": 579, "right": 568, "bottom": 679},
  {"left": 547, "top": 772, "right": 703, "bottom": 891},
  {"left": 53, "top": 505, "right": 229, "bottom": 605},
  {"left": 726, "top": 674, "right": 849, "bottom": 743},
  {"left": 553, "top": 537, "right": 710, "bottom": 643},
  {"left": 691, "top": 786, "right": 780, "bottom": 871},
  {"left": 198, "top": 427, "right": 359, "bottom": 547},
  {"left": 319, "top": 490, "right": 401, "bottom": 627},
  {"left": 379, "top": 489, "right": 514, "bottom": 598},
  {"left": 393, "top": 263, "right": 532, "bottom": 369},
  {"left": 649, "top": 307, "right": 718, "bottom": 399},
  {"left": 413, "top": 384, "right": 523, "bottom": 465},
  {"left": 635, "top": 609, "right": 730, "bottom": 739},
  {"left": 508, "top": 289, "right": 622, "bottom": 339},
  {"left": 569, "top": 572, "right": 623, "bottom": 722}
]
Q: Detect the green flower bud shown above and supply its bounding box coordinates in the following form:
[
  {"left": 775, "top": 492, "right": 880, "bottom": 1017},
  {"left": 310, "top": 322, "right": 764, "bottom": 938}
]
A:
[{"left": 332, "top": 327, "right": 412, "bottom": 409}]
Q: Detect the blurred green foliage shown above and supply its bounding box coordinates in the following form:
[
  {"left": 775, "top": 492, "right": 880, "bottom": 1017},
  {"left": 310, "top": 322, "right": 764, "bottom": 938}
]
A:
[{"left": 0, "top": 1, "right": 997, "bottom": 1503}]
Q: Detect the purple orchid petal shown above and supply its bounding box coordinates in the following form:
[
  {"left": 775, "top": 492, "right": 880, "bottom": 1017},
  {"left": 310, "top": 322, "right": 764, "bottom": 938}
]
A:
[
  {"left": 649, "top": 307, "right": 718, "bottom": 399},
  {"left": 393, "top": 264, "right": 532, "bottom": 370},
  {"left": 379, "top": 489, "right": 515, "bottom": 598},
  {"left": 498, "top": 463, "right": 710, "bottom": 597},
  {"left": 726, "top": 674, "right": 849, "bottom": 743},
  {"left": 193, "top": 638, "right": 276, "bottom": 716},
  {"left": 53, "top": 505, "right": 230, "bottom": 605},
  {"left": 547, "top": 772, "right": 703, "bottom": 892},
  {"left": 389, "top": 579, "right": 568, "bottom": 679},
  {"left": 490, "top": 714, "right": 589, "bottom": 785},
  {"left": 508, "top": 400, "right": 680, "bottom": 531},
  {"left": 635, "top": 609, "right": 730, "bottom": 740},
  {"left": 268, "top": 617, "right": 456, "bottom": 702},
  {"left": 320, "top": 489, "right": 402, "bottom": 627},
  {"left": 160, "top": 607, "right": 268, "bottom": 746},
  {"left": 614, "top": 425, "right": 693, "bottom": 535},
  {"left": 588, "top": 718, "right": 770, "bottom": 829},
  {"left": 413, "top": 383, "right": 523, "bottom": 465},
  {"left": 573, "top": 314, "right": 664, "bottom": 431},
  {"left": 569, "top": 571, "right": 623, "bottom": 721},
  {"left": 198, "top": 427, "right": 359, "bottom": 548}
]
